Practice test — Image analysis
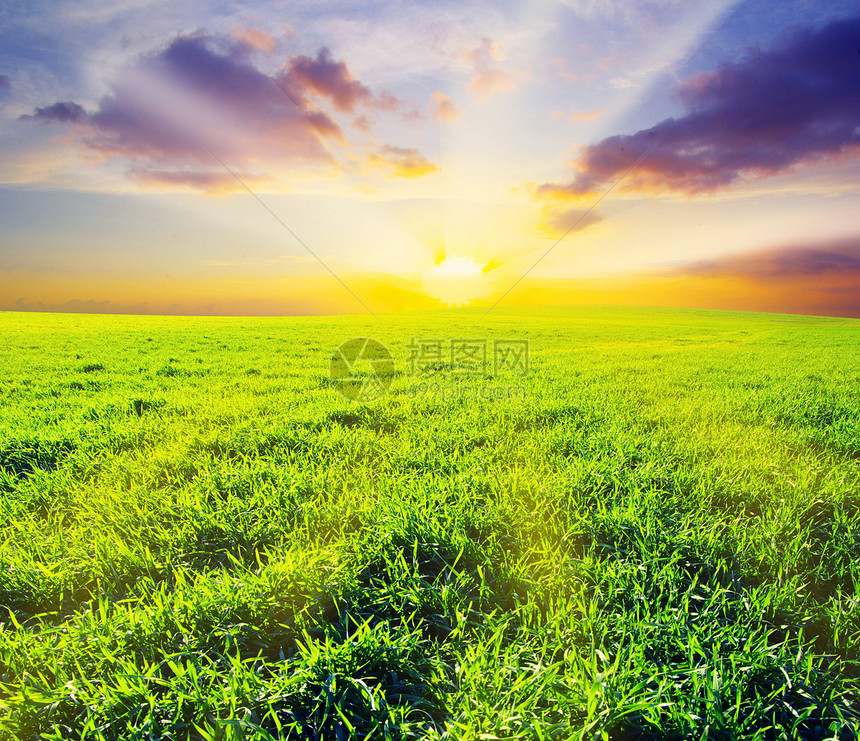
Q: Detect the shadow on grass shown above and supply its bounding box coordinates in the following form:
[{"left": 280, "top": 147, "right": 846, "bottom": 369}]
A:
[{"left": 0, "top": 439, "right": 76, "bottom": 478}]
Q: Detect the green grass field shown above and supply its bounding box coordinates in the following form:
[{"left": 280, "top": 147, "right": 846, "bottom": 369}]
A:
[{"left": 1, "top": 305, "right": 859, "bottom": 740}]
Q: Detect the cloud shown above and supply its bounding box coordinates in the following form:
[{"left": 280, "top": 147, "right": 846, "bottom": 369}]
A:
[
  {"left": 676, "top": 239, "right": 860, "bottom": 281},
  {"left": 549, "top": 56, "right": 593, "bottom": 83},
  {"left": 569, "top": 107, "right": 604, "bottom": 122},
  {"left": 548, "top": 52, "right": 627, "bottom": 84},
  {"left": 540, "top": 14, "right": 860, "bottom": 198},
  {"left": 0, "top": 74, "right": 9, "bottom": 94},
  {"left": 539, "top": 207, "right": 605, "bottom": 237},
  {"left": 352, "top": 114, "right": 374, "bottom": 132},
  {"left": 49, "top": 34, "right": 341, "bottom": 184},
  {"left": 230, "top": 24, "right": 278, "bottom": 54},
  {"left": 282, "top": 47, "right": 400, "bottom": 114},
  {"left": 283, "top": 47, "right": 374, "bottom": 113},
  {"left": 644, "top": 237, "right": 860, "bottom": 317},
  {"left": 431, "top": 91, "right": 459, "bottom": 121},
  {"left": 10, "top": 297, "right": 162, "bottom": 315},
  {"left": 376, "top": 92, "right": 401, "bottom": 112},
  {"left": 25, "top": 101, "right": 88, "bottom": 123},
  {"left": 22, "top": 34, "right": 416, "bottom": 191},
  {"left": 127, "top": 167, "right": 268, "bottom": 194},
  {"left": 400, "top": 108, "right": 425, "bottom": 125},
  {"left": 367, "top": 144, "right": 438, "bottom": 178},
  {"left": 466, "top": 39, "right": 519, "bottom": 100}
]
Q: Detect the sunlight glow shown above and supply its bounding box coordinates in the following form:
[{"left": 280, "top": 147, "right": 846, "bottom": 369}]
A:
[
  {"left": 422, "top": 256, "right": 492, "bottom": 306},
  {"left": 429, "top": 256, "right": 484, "bottom": 277}
]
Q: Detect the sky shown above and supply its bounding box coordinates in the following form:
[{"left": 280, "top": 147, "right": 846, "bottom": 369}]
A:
[{"left": 1, "top": 0, "right": 858, "bottom": 317}]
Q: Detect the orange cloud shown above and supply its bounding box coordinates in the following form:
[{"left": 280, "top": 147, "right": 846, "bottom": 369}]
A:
[
  {"left": 487, "top": 269, "right": 860, "bottom": 319},
  {"left": 1, "top": 272, "right": 442, "bottom": 316},
  {"left": 549, "top": 56, "right": 593, "bottom": 83},
  {"left": 466, "top": 39, "right": 519, "bottom": 101},
  {"left": 367, "top": 144, "right": 438, "bottom": 178},
  {"left": 470, "top": 68, "right": 516, "bottom": 99},
  {"left": 230, "top": 24, "right": 277, "bottom": 53},
  {"left": 622, "top": 238, "right": 860, "bottom": 318},
  {"left": 7, "top": 238, "right": 860, "bottom": 318},
  {"left": 550, "top": 107, "right": 604, "bottom": 122},
  {"left": 431, "top": 91, "right": 459, "bottom": 121},
  {"left": 569, "top": 107, "right": 603, "bottom": 121}
]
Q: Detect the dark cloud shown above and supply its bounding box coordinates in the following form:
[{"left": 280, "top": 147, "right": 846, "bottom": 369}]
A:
[
  {"left": 22, "top": 34, "right": 422, "bottom": 191},
  {"left": 83, "top": 34, "right": 340, "bottom": 171},
  {"left": 541, "top": 14, "right": 860, "bottom": 197},
  {"left": 678, "top": 239, "right": 860, "bottom": 281},
  {"left": 25, "top": 101, "right": 88, "bottom": 123},
  {"left": 0, "top": 74, "right": 10, "bottom": 93},
  {"left": 651, "top": 237, "right": 860, "bottom": 318}
]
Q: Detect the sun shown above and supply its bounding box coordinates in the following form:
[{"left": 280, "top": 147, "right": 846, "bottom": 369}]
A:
[
  {"left": 429, "top": 255, "right": 484, "bottom": 277},
  {"left": 422, "top": 255, "right": 492, "bottom": 306}
]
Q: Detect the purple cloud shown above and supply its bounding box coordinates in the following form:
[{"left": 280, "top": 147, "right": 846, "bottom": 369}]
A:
[
  {"left": 0, "top": 74, "right": 10, "bottom": 94},
  {"left": 678, "top": 239, "right": 860, "bottom": 281},
  {"left": 126, "top": 167, "right": 268, "bottom": 194},
  {"left": 541, "top": 14, "right": 860, "bottom": 197},
  {"left": 25, "top": 101, "right": 88, "bottom": 123},
  {"left": 84, "top": 34, "right": 339, "bottom": 174},
  {"left": 282, "top": 48, "right": 375, "bottom": 113},
  {"left": 22, "top": 34, "right": 429, "bottom": 191}
]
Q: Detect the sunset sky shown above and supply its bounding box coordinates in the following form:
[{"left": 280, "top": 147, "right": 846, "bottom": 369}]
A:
[{"left": 1, "top": 0, "right": 858, "bottom": 317}]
